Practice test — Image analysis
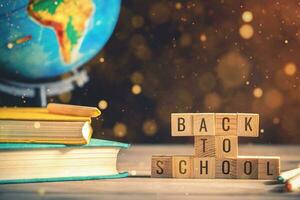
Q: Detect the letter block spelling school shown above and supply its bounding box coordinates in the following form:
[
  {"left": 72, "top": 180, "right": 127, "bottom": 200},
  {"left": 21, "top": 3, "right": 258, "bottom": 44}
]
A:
[{"left": 152, "top": 112, "right": 280, "bottom": 180}]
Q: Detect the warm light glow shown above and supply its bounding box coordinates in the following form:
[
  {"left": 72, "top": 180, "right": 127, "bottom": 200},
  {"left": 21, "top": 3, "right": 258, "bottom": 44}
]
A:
[
  {"left": 34, "top": 122, "right": 40, "bottom": 129},
  {"left": 284, "top": 62, "right": 297, "bottom": 76},
  {"left": 131, "top": 72, "right": 144, "bottom": 84},
  {"left": 142, "top": 120, "right": 158, "bottom": 136},
  {"left": 98, "top": 100, "right": 108, "bottom": 110},
  {"left": 59, "top": 92, "right": 72, "bottom": 103},
  {"left": 264, "top": 89, "right": 283, "bottom": 109},
  {"left": 253, "top": 87, "right": 263, "bottom": 98},
  {"left": 273, "top": 117, "right": 280, "bottom": 124},
  {"left": 99, "top": 57, "right": 105, "bottom": 63},
  {"left": 7, "top": 43, "right": 14, "bottom": 49},
  {"left": 131, "top": 15, "right": 144, "bottom": 28},
  {"left": 132, "top": 84, "right": 142, "bottom": 95},
  {"left": 239, "top": 24, "right": 254, "bottom": 39},
  {"left": 242, "top": 11, "right": 253, "bottom": 22},
  {"left": 175, "top": 2, "right": 182, "bottom": 10},
  {"left": 199, "top": 33, "right": 207, "bottom": 42},
  {"left": 113, "top": 122, "right": 127, "bottom": 138}
]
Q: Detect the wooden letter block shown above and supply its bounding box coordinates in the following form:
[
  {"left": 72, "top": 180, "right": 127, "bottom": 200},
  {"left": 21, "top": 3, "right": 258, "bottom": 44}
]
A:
[
  {"left": 193, "top": 157, "right": 215, "bottom": 178},
  {"left": 172, "top": 156, "right": 192, "bottom": 178},
  {"left": 151, "top": 156, "right": 173, "bottom": 178},
  {"left": 237, "top": 113, "right": 259, "bottom": 137},
  {"left": 237, "top": 156, "right": 258, "bottom": 179},
  {"left": 258, "top": 156, "right": 280, "bottom": 180},
  {"left": 216, "top": 158, "right": 237, "bottom": 179},
  {"left": 215, "top": 136, "right": 238, "bottom": 158},
  {"left": 194, "top": 136, "right": 215, "bottom": 157},
  {"left": 171, "top": 113, "right": 193, "bottom": 136},
  {"left": 215, "top": 113, "right": 237, "bottom": 135},
  {"left": 193, "top": 113, "right": 215, "bottom": 136}
]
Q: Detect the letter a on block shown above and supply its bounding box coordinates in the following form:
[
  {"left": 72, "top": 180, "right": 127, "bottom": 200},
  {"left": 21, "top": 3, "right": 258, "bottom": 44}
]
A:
[
  {"left": 151, "top": 156, "right": 173, "bottom": 178},
  {"left": 193, "top": 113, "right": 215, "bottom": 136},
  {"left": 237, "top": 113, "right": 259, "bottom": 137},
  {"left": 171, "top": 113, "right": 193, "bottom": 136},
  {"left": 193, "top": 157, "right": 215, "bottom": 178},
  {"left": 258, "top": 156, "right": 280, "bottom": 180}
]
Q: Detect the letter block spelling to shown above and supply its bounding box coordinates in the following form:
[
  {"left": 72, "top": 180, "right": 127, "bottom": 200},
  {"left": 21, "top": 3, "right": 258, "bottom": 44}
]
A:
[
  {"left": 237, "top": 113, "right": 259, "bottom": 137},
  {"left": 151, "top": 156, "right": 173, "bottom": 178},
  {"left": 193, "top": 157, "right": 215, "bottom": 178},
  {"left": 215, "top": 113, "right": 237, "bottom": 136},
  {"left": 215, "top": 136, "right": 238, "bottom": 158},
  {"left": 171, "top": 113, "right": 193, "bottom": 136},
  {"left": 193, "top": 113, "right": 215, "bottom": 136},
  {"left": 258, "top": 156, "right": 280, "bottom": 180},
  {"left": 216, "top": 159, "right": 237, "bottom": 179},
  {"left": 194, "top": 136, "right": 216, "bottom": 157},
  {"left": 237, "top": 156, "right": 258, "bottom": 179},
  {"left": 172, "top": 156, "right": 192, "bottom": 178}
]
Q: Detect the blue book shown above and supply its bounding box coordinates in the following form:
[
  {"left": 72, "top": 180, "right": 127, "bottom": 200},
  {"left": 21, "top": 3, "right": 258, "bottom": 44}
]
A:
[{"left": 0, "top": 139, "right": 130, "bottom": 184}]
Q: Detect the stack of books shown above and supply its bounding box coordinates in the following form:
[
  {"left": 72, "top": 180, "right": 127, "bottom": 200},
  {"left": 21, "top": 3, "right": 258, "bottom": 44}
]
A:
[{"left": 0, "top": 103, "right": 129, "bottom": 184}]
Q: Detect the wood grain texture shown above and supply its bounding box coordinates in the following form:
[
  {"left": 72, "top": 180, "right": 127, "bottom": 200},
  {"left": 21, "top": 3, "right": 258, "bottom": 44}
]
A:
[
  {"left": 171, "top": 113, "right": 193, "bottom": 136},
  {"left": 215, "top": 136, "right": 238, "bottom": 158},
  {"left": 237, "top": 113, "right": 259, "bottom": 137},
  {"left": 172, "top": 156, "right": 192, "bottom": 178},
  {"left": 194, "top": 136, "right": 215, "bottom": 157},
  {"left": 258, "top": 156, "right": 280, "bottom": 180},
  {"left": 151, "top": 156, "right": 173, "bottom": 178},
  {"left": 216, "top": 158, "right": 237, "bottom": 179},
  {"left": 215, "top": 113, "right": 237, "bottom": 136},
  {"left": 193, "top": 113, "right": 215, "bottom": 136},
  {"left": 192, "top": 157, "right": 215, "bottom": 178},
  {"left": 237, "top": 156, "right": 258, "bottom": 179}
]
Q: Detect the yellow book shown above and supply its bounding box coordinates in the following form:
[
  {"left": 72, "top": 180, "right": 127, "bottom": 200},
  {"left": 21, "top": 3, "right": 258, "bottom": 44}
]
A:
[
  {"left": 0, "top": 108, "right": 91, "bottom": 122},
  {"left": 0, "top": 108, "right": 93, "bottom": 144}
]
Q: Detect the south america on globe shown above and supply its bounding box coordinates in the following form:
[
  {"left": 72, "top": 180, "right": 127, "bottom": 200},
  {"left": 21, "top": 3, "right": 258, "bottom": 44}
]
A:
[{"left": 0, "top": 0, "right": 121, "bottom": 80}]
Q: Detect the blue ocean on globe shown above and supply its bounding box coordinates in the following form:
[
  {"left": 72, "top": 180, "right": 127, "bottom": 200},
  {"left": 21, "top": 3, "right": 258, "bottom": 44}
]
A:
[{"left": 0, "top": 0, "right": 121, "bottom": 80}]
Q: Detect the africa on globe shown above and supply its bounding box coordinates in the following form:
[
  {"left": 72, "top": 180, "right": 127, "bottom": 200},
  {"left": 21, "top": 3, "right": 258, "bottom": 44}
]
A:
[{"left": 0, "top": 0, "right": 121, "bottom": 80}]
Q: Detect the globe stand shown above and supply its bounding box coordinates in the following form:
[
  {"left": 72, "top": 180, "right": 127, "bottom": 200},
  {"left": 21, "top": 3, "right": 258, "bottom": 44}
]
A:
[{"left": 0, "top": 69, "right": 89, "bottom": 107}]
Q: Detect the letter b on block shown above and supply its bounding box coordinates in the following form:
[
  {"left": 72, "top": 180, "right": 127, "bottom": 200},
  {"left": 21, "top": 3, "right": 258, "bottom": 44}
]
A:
[{"left": 171, "top": 114, "right": 193, "bottom": 136}]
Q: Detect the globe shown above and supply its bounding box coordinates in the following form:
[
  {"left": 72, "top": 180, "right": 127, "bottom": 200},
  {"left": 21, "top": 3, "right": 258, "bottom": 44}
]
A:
[{"left": 0, "top": 0, "right": 121, "bottom": 80}]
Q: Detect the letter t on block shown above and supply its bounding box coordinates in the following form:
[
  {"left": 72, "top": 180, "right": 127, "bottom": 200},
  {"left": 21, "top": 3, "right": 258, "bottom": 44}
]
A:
[
  {"left": 171, "top": 113, "right": 193, "bottom": 136},
  {"left": 237, "top": 113, "right": 259, "bottom": 137}
]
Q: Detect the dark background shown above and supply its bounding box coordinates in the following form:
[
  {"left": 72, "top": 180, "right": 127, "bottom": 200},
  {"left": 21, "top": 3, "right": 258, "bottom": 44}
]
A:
[{"left": 0, "top": 0, "right": 299, "bottom": 144}]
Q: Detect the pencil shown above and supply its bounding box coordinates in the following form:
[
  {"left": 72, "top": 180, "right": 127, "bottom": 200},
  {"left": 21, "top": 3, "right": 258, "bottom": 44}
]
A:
[
  {"left": 277, "top": 168, "right": 300, "bottom": 183},
  {"left": 286, "top": 173, "right": 300, "bottom": 192},
  {"left": 47, "top": 103, "right": 101, "bottom": 118}
]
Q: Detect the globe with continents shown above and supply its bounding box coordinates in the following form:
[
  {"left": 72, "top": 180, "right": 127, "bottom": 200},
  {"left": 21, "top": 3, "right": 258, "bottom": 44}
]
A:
[{"left": 0, "top": 0, "right": 121, "bottom": 80}]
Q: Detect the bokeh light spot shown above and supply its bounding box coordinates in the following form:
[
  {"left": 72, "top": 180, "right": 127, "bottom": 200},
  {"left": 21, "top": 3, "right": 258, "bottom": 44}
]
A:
[
  {"left": 242, "top": 11, "right": 253, "bottom": 22},
  {"left": 142, "top": 120, "right": 158, "bottom": 136},
  {"left": 132, "top": 84, "right": 142, "bottom": 95},
  {"left": 253, "top": 87, "right": 263, "bottom": 98},
  {"left": 284, "top": 62, "right": 297, "bottom": 76},
  {"left": 98, "top": 100, "right": 108, "bottom": 110},
  {"left": 239, "top": 24, "right": 254, "bottom": 39},
  {"left": 113, "top": 122, "right": 127, "bottom": 138},
  {"left": 264, "top": 89, "right": 284, "bottom": 109}
]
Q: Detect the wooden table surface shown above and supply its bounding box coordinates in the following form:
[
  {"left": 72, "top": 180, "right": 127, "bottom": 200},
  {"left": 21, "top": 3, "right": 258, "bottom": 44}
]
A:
[{"left": 0, "top": 144, "right": 300, "bottom": 200}]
